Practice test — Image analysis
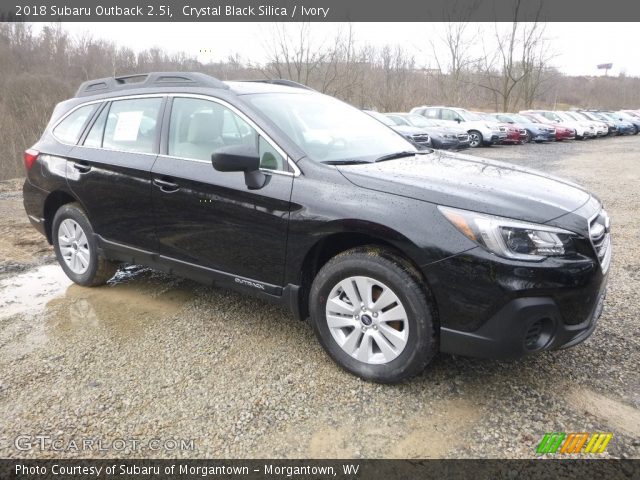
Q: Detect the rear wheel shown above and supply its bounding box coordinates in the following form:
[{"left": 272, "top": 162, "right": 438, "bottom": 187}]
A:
[
  {"left": 309, "top": 247, "right": 437, "bottom": 383},
  {"left": 53, "top": 203, "right": 117, "bottom": 286},
  {"left": 523, "top": 130, "right": 532, "bottom": 143},
  {"left": 468, "top": 130, "right": 482, "bottom": 148}
]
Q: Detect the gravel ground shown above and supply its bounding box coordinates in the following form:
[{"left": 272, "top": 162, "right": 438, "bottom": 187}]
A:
[{"left": 0, "top": 136, "right": 638, "bottom": 460}]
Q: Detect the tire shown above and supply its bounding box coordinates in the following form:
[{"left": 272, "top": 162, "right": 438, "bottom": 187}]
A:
[
  {"left": 468, "top": 130, "right": 483, "bottom": 148},
  {"left": 52, "top": 202, "right": 117, "bottom": 287},
  {"left": 309, "top": 247, "right": 437, "bottom": 383},
  {"left": 523, "top": 130, "right": 532, "bottom": 143}
]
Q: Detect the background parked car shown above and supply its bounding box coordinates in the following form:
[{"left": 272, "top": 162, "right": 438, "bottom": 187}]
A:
[
  {"left": 520, "top": 112, "right": 576, "bottom": 141},
  {"left": 410, "top": 106, "right": 507, "bottom": 148},
  {"left": 578, "top": 111, "right": 618, "bottom": 135},
  {"left": 474, "top": 112, "right": 526, "bottom": 144},
  {"left": 386, "top": 113, "right": 470, "bottom": 150},
  {"left": 605, "top": 111, "right": 639, "bottom": 135},
  {"left": 562, "top": 111, "right": 608, "bottom": 137},
  {"left": 364, "top": 110, "right": 432, "bottom": 149},
  {"left": 598, "top": 112, "right": 635, "bottom": 135},
  {"left": 491, "top": 113, "right": 556, "bottom": 143},
  {"left": 521, "top": 109, "right": 594, "bottom": 140}
]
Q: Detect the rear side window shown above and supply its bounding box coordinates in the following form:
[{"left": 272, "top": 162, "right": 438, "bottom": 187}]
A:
[
  {"left": 53, "top": 105, "right": 96, "bottom": 144},
  {"left": 424, "top": 108, "right": 439, "bottom": 119},
  {"left": 83, "top": 104, "right": 109, "bottom": 148},
  {"left": 102, "top": 98, "right": 162, "bottom": 154}
]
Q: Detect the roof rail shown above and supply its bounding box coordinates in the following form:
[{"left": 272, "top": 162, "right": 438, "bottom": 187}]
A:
[
  {"left": 242, "top": 79, "right": 315, "bottom": 91},
  {"left": 74, "top": 72, "right": 229, "bottom": 97}
]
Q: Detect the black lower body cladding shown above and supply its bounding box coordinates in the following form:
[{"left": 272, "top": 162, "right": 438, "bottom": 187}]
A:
[{"left": 423, "top": 246, "right": 608, "bottom": 359}]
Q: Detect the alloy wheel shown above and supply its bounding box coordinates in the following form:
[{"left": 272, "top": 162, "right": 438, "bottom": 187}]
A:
[
  {"left": 58, "top": 218, "right": 90, "bottom": 274},
  {"left": 325, "top": 276, "right": 409, "bottom": 364}
]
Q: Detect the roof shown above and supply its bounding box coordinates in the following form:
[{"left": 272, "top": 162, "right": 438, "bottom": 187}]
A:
[{"left": 74, "top": 72, "right": 313, "bottom": 98}]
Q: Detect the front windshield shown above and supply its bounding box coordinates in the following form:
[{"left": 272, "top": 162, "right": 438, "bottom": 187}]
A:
[
  {"left": 458, "top": 109, "right": 482, "bottom": 121},
  {"left": 364, "top": 110, "right": 395, "bottom": 126},
  {"left": 245, "top": 93, "right": 414, "bottom": 163},
  {"left": 563, "top": 112, "right": 581, "bottom": 122},
  {"left": 405, "top": 114, "right": 433, "bottom": 127},
  {"left": 510, "top": 114, "right": 530, "bottom": 123}
]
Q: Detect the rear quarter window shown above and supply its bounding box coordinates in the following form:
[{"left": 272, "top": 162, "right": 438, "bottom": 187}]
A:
[{"left": 52, "top": 104, "right": 97, "bottom": 144}]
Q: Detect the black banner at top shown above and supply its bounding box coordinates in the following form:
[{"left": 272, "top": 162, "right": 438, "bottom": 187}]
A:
[{"left": 2, "top": 0, "right": 640, "bottom": 22}]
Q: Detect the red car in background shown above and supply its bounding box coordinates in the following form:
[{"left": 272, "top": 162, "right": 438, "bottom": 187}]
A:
[
  {"left": 521, "top": 112, "right": 576, "bottom": 141},
  {"left": 475, "top": 112, "right": 526, "bottom": 144}
]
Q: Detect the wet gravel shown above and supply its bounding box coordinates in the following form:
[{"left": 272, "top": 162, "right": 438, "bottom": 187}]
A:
[{"left": 0, "top": 136, "right": 639, "bottom": 459}]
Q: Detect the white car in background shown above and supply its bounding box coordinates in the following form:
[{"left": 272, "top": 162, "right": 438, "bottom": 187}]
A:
[
  {"left": 410, "top": 106, "right": 506, "bottom": 148},
  {"left": 562, "top": 111, "right": 608, "bottom": 137}
]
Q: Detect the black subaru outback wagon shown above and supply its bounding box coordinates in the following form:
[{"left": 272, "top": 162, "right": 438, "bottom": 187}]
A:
[{"left": 23, "top": 72, "right": 611, "bottom": 382}]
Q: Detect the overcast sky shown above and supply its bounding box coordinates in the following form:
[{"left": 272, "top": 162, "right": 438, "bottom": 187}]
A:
[{"left": 47, "top": 22, "right": 640, "bottom": 77}]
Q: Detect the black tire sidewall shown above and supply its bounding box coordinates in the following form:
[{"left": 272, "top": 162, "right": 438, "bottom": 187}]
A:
[
  {"left": 52, "top": 204, "right": 101, "bottom": 286},
  {"left": 310, "top": 252, "right": 435, "bottom": 382}
]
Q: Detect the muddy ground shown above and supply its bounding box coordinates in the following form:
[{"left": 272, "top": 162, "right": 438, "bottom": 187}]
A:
[{"left": 0, "top": 137, "right": 638, "bottom": 459}]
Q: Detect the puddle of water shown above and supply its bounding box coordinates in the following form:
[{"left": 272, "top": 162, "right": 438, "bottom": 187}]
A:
[
  {"left": 0, "top": 264, "right": 72, "bottom": 319},
  {"left": 0, "top": 264, "right": 195, "bottom": 357}
]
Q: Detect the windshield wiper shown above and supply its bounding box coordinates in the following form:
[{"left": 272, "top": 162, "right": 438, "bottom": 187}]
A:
[
  {"left": 322, "top": 160, "right": 371, "bottom": 165},
  {"left": 374, "top": 151, "right": 423, "bottom": 162}
]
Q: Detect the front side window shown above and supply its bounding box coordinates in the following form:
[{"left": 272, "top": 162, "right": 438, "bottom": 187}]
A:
[
  {"left": 441, "top": 109, "right": 461, "bottom": 122},
  {"left": 168, "top": 97, "right": 286, "bottom": 170},
  {"left": 53, "top": 104, "right": 96, "bottom": 144},
  {"left": 102, "top": 97, "right": 162, "bottom": 154}
]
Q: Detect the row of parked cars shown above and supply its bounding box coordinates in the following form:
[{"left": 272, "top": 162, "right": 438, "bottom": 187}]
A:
[{"left": 366, "top": 106, "right": 640, "bottom": 150}]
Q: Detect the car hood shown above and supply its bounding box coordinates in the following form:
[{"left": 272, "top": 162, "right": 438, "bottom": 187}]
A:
[{"left": 337, "top": 150, "right": 592, "bottom": 225}]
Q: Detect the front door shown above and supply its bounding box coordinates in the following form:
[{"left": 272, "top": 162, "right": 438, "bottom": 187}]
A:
[{"left": 151, "top": 96, "right": 294, "bottom": 287}]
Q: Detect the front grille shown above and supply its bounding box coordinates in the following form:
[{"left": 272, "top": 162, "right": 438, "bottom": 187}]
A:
[
  {"left": 457, "top": 133, "right": 469, "bottom": 141},
  {"left": 589, "top": 210, "right": 612, "bottom": 273},
  {"left": 411, "top": 134, "right": 430, "bottom": 144}
]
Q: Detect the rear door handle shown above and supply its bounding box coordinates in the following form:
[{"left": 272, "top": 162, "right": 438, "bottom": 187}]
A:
[
  {"left": 72, "top": 161, "right": 91, "bottom": 173},
  {"left": 153, "top": 178, "right": 180, "bottom": 193}
]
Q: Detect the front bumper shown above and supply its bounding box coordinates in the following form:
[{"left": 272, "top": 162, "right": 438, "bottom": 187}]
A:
[
  {"left": 423, "top": 245, "right": 609, "bottom": 360},
  {"left": 440, "top": 286, "right": 606, "bottom": 359},
  {"left": 532, "top": 132, "right": 555, "bottom": 142}
]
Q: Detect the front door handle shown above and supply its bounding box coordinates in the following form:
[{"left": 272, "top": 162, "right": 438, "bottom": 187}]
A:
[
  {"left": 72, "top": 161, "right": 91, "bottom": 173},
  {"left": 153, "top": 178, "right": 180, "bottom": 193}
]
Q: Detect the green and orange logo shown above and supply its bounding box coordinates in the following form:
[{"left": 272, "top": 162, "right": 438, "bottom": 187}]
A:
[{"left": 536, "top": 432, "right": 613, "bottom": 455}]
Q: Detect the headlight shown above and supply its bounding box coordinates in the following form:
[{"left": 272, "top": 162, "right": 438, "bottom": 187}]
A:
[{"left": 438, "top": 206, "right": 577, "bottom": 261}]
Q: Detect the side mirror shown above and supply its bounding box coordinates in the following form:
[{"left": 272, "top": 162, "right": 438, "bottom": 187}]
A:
[
  {"left": 455, "top": 118, "right": 461, "bottom": 123},
  {"left": 212, "top": 145, "right": 270, "bottom": 190}
]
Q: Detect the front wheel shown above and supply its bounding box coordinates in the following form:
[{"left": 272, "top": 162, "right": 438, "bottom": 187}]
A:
[
  {"left": 523, "top": 130, "right": 532, "bottom": 143},
  {"left": 309, "top": 247, "right": 437, "bottom": 383},
  {"left": 52, "top": 202, "right": 117, "bottom": 286},
  {"left": 468, "top": 130, "right": 483, "bottom": 148}
]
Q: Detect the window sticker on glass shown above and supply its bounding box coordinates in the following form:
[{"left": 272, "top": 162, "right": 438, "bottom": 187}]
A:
[{"left": 113, "top": 111, "right": 144, "bottom": 142}]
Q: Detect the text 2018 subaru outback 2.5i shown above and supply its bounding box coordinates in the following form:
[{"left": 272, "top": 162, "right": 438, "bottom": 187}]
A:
[{"left": 23, "top": 72, "right": 611, "bottom": 383}]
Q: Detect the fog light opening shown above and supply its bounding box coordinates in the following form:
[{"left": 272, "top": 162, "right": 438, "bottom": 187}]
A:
[{"left": 524, "top": 317, "right": 553, "bottom": 351}]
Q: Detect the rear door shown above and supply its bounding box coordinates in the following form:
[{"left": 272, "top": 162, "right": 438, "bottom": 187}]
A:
[
  {"left": 151, "top": 95, "right": 294, "bottom": 287},
  {"left": 66, "top": 96, "right": 164, "bottom": 249}
]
